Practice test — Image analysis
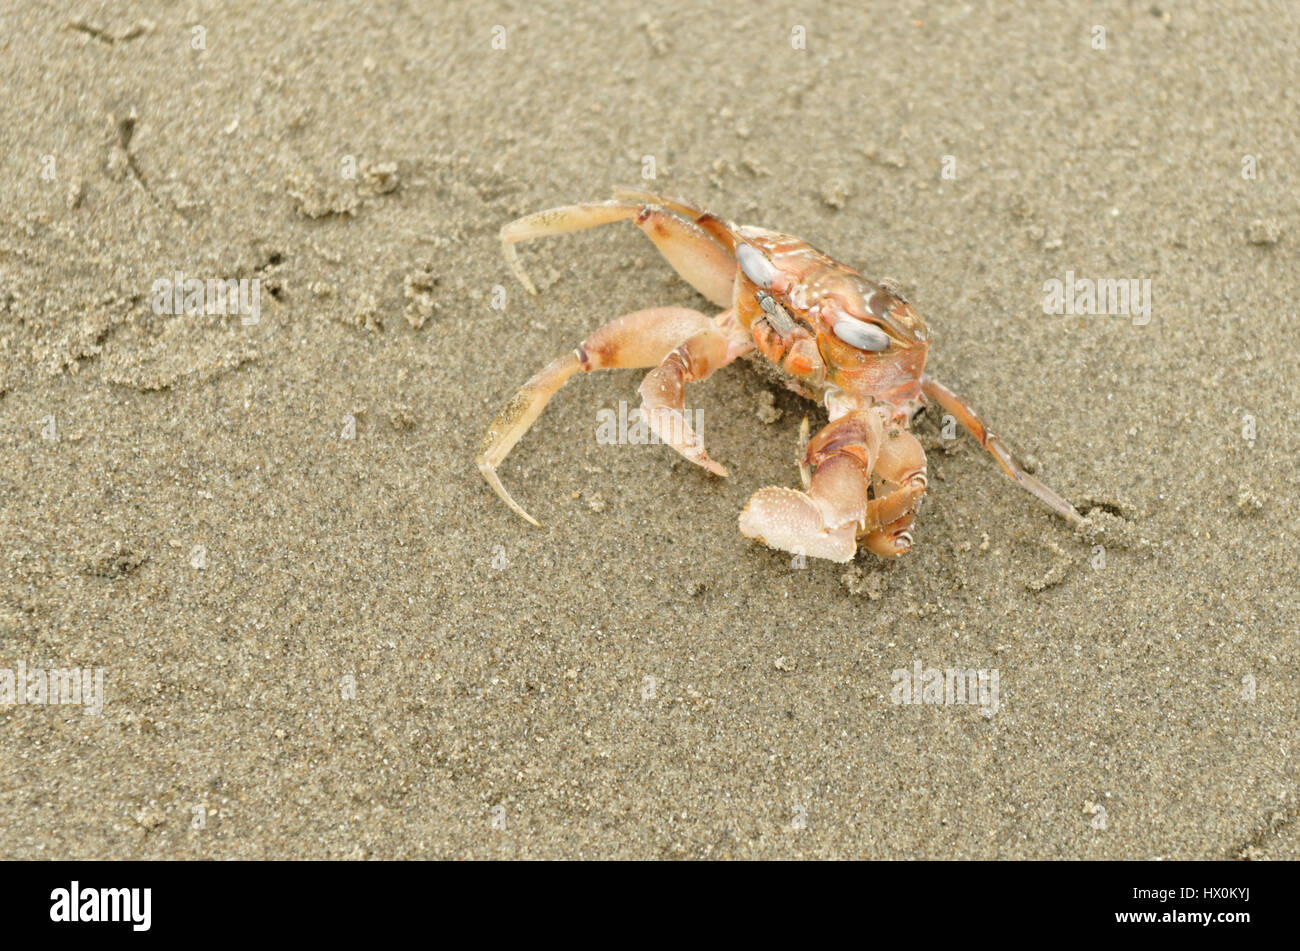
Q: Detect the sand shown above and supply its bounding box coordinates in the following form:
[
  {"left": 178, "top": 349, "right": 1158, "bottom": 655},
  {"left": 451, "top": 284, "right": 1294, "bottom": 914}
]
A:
[{"left": 0, "top": 1, "right": 1296, "bottom": 859}]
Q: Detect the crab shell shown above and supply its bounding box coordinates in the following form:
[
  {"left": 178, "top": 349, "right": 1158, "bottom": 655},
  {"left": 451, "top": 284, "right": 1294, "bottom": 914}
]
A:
[{"left": 707, "top": 222, "right": 931, "bottom": 415}]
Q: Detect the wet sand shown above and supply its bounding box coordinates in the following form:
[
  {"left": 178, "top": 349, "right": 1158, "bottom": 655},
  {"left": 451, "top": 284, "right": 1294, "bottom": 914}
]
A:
[{"left": 1, "top": 1, "right": 1296, "bottom": 858}]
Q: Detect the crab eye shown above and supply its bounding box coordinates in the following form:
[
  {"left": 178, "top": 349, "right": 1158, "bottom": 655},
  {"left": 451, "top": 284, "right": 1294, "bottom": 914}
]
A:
[
  {"left": 736, "top": 244, "right": 776, "bottom": 288},
  {"left": 832, "top": 317, "right": 892, "bottom": 351}
]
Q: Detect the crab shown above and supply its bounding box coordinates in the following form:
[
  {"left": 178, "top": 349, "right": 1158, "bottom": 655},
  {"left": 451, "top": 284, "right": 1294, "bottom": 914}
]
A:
[{"left": 477, "top": 188, "right": 1086, "bottom": 563}]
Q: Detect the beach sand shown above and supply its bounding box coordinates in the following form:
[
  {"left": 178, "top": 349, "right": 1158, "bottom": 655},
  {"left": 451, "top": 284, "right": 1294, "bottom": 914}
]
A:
[{"left": 1, "top": 1, "right": 1296, "bottom": 858}]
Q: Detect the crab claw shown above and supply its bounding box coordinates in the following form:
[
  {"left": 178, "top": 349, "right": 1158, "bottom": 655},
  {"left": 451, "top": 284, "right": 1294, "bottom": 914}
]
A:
[{"left": 739, "top": 486, "right": 858, "bottom": 563}]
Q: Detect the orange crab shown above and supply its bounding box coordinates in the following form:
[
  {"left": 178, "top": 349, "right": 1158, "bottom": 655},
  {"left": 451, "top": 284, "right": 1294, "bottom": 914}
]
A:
[{"left": 477, "top": 188, "right": 1085, "bottom": 563}]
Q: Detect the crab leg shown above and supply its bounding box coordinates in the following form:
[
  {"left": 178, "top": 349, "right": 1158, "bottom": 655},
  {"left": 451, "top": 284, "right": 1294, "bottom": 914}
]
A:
[
  {"left": 477, "top": 307, "right": 737, "bottom": 526},
  {"left": 638, "top": 321, "right": 752, "bottom": 475},
  {"left": 609, "top": 187, "right": 707, "bottom": 220},
  {"left": 501, "top": 199, "right": 735, "bottom": 305},
  {"left": 921, "top": 375, "right": 1086, "bottom": 527}
]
